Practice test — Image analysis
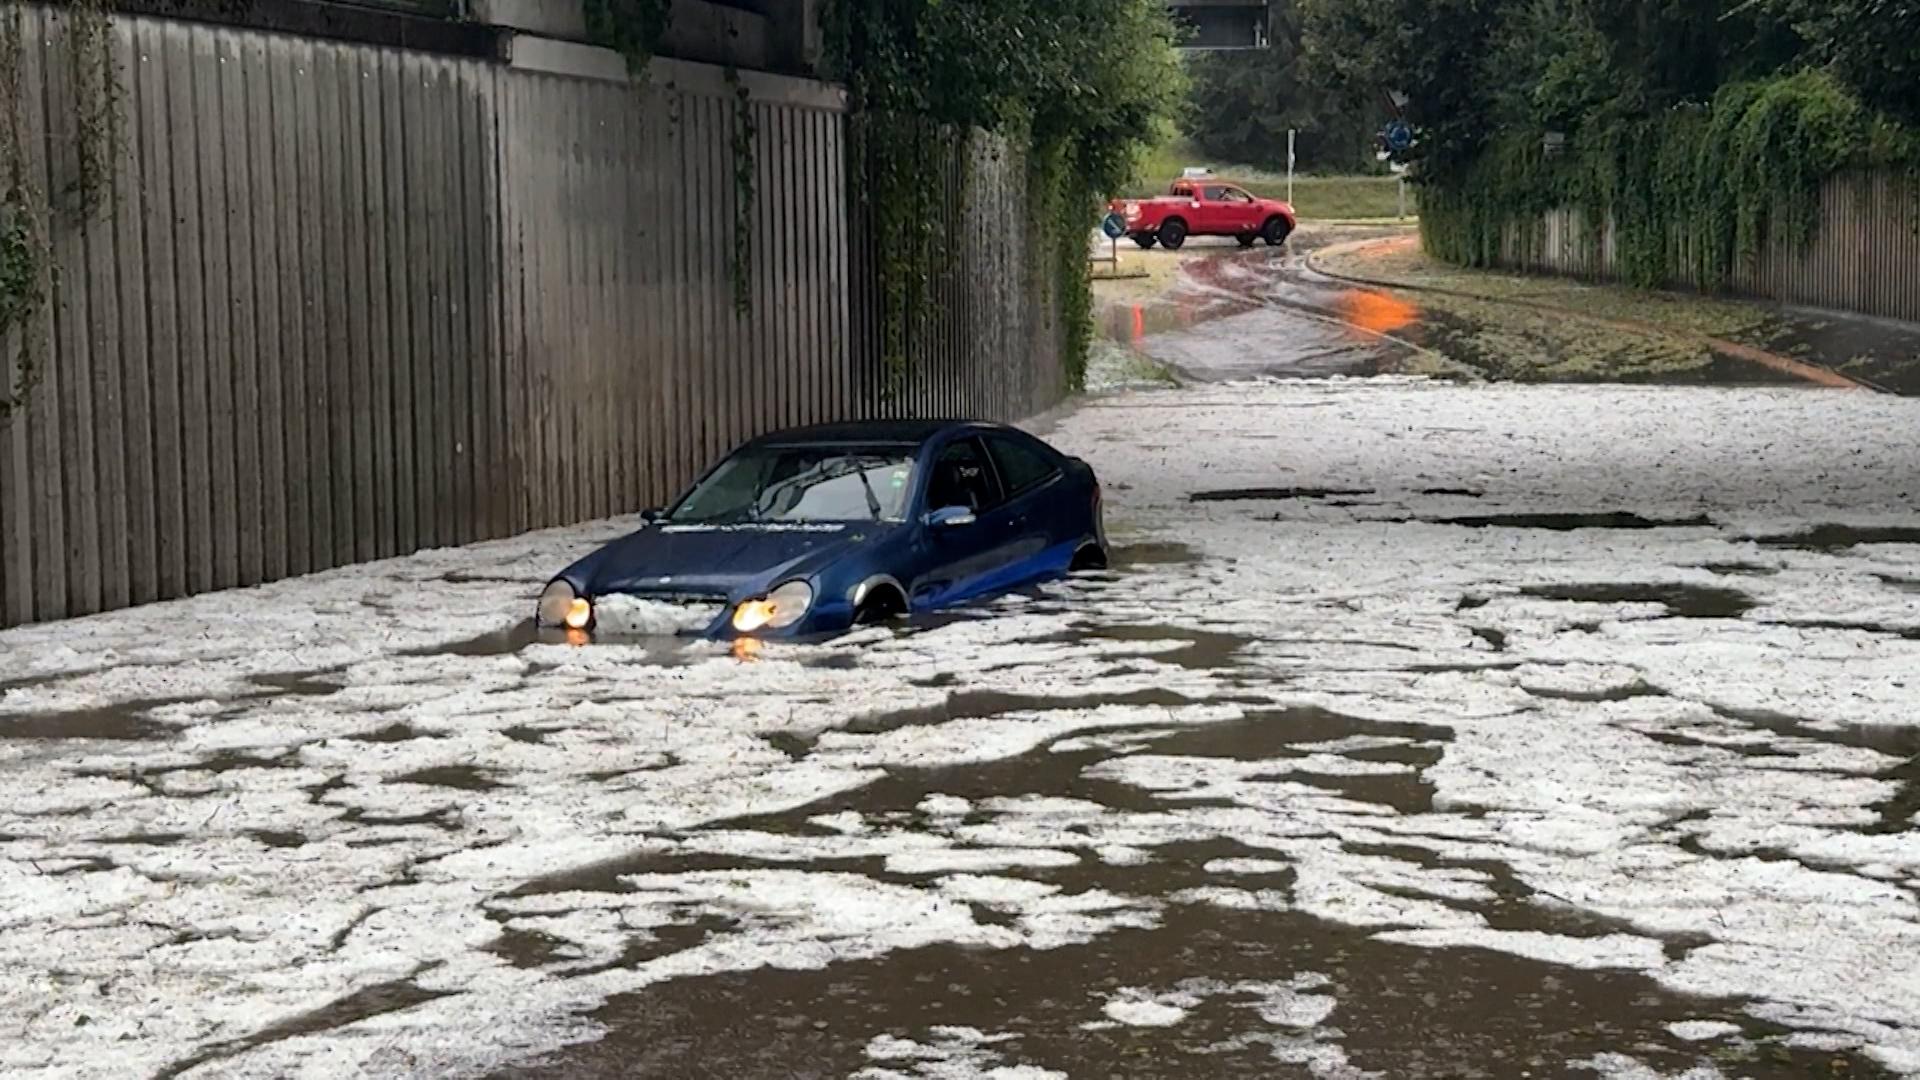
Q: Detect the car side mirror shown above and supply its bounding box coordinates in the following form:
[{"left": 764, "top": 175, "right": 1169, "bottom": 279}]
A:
[
  {"left": 926, "top": 506, "right": 976, "bottom": 528},
  {"left": 640, "top": 508, "right": 663, "bottom": 523}
]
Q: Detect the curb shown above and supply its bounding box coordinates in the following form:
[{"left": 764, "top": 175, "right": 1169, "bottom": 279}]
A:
[{"left": 1305, "top": 238, "right": 1875, "bottom": 393}]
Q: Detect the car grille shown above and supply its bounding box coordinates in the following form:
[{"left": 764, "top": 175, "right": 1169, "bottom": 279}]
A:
[{"left": 594, "top": 593, "right": 725, "bottom": 636}]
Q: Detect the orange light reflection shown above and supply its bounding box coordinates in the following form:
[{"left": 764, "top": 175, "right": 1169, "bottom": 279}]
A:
[
  {"left": 732, "top": 638, "right": 764, "bottom": 661},
  {"left": 1338, "top": 290, "right": 1418, "bottom": 335}
]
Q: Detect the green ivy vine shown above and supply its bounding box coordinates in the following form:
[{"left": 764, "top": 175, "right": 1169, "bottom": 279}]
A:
[
  {"left": 725, "top": 66, "right": 757, "bottom": 317},
  {"left": 822, "top": 0, "right": 1185, "bottom": 395},
  {"left": 64, "top": 0, "right": 122, "bottom": 222},
  {"left": 1421, "top": 69, "right": 1919, "bottom": 290},
  {"left": 0, "top": 0, "right": 122, "bottom": 423},
  {"left": 0, "top": 5, "right": 50, "bottom": 424},
  {"left": 581, "top": 0, "right": 672, "bottom": 75}
]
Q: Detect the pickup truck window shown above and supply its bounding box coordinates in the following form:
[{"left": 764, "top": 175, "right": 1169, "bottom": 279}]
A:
[{"left": 1205, "top": 186, "right": 1254, "bottom": 203}]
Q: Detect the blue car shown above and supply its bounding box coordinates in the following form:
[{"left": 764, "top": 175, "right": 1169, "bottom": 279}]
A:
[{"left": 535, "top": 420, "right": 1108, "bottom": 640}]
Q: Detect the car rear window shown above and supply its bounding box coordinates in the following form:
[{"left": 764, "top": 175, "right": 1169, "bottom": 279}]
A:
[{"left": 986, "top": 435, "right": 1059, "bottom": 496}]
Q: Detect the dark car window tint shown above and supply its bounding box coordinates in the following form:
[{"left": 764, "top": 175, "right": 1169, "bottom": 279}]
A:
[
  {"left": 926, "top": 438, "right": 1002, "bottom": 513},
  {"left": 986, "top": 435, "right": 1059, "bottom": 496}
]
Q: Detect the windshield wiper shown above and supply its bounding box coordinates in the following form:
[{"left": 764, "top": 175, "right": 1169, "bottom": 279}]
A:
[
  {"left": 853, "top": 465, "right": 884, "bottom": 520},
  {"left": 752, "top": 456, "right": 892, "bottom": 521}
]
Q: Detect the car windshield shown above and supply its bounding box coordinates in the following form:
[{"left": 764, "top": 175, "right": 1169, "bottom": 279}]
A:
[{"left": 668, "top": 445, "right": 918, "bottom": 524}]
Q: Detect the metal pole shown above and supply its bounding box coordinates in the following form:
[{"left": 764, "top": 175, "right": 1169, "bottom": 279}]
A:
[
  {"left": 1398, "top": 175, "right": 1406, "bottom": 221},
  {"left": 1287, "top": 129, "right": 1296, "bottom": 205}
]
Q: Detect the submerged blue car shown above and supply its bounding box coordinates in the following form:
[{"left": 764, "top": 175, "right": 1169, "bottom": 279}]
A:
[{"left": 535, "top": 420, "right": 1108, "bottom": 640}]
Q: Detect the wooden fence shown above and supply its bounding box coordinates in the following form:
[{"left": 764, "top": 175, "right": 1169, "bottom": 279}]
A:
[
  {"left": 0, "top": 3, "right": 1066, "bottom": 627},
  {"left": 1494, "top": 172, "right": 1920, "bottom": 324}
]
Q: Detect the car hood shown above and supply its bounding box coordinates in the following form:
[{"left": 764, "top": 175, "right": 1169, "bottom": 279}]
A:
[{"left": 566, "top": 521, "right": 894, "bottom": 597}]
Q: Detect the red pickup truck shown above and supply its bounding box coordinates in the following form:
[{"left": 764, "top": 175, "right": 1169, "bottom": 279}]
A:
[{"left": 1110, "top": 180, "right": 1296, "bottom": 251}]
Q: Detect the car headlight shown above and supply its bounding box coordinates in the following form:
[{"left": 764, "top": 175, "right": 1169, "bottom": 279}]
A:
[
  {"left": 732, "top": 580, "right": 813, "bottom": 633},
  {"left": 538, "top": 580, "right": 593, "bottom": 630}
]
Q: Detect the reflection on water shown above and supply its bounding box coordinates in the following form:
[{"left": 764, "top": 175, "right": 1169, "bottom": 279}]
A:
[{"left": 1338, "top": 289, "right": 1420, "bottom": 335}]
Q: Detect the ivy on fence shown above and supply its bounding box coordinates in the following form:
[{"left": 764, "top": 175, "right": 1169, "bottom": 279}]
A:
[
  {"left": 1421, "top": 70, "right": 1920, "bottom": 290},
  {"left": 725, "top": 66, "right": 757, "bottom": 317},
  {"left": 1, "top": 0, "right": 121, "bottom": 424},
  {"left": 581, "top": 0, "right": 671, "bottom": 76},
  {"left": 822, "top": 0, "right": 1184, "bottom": 395}
]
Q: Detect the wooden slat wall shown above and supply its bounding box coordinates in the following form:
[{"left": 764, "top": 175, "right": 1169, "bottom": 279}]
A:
[
  {"left": 0, "top": 3, "right": 1066, "bottom": 628},
  {"left": 1496, "top": 173, "right": 1920, "bottom": 323}
]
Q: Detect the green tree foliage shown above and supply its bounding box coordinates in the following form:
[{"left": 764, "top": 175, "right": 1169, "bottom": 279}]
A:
[
  {"left": 1299, "top": 0, "right": 1916, "bottom": 286},
  {"left": 1183, "top": 1, "right": 1385, "bottom": 173},
  {"left": 823, "top": 0, "right": 1186, "bottom": 389},
  {"left": 1765, "top": 0, "right": 1920, "bottom": 128}
]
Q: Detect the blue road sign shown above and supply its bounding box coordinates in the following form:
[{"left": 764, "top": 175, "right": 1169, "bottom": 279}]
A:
[
  {"left": 1101, "top": 211, "right": 1128, "bottom": 239},
  {"left": 1384, "top": 121, "right": 1414, "bottom": 153}
]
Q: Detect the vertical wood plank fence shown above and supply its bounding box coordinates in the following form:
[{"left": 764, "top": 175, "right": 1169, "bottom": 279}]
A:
[
  {"left": 1493, "top": 173, "right": 1920, "bottom": 325},
  {"left": 0, "top": 3, "right": 1067, "bottom": 627}
]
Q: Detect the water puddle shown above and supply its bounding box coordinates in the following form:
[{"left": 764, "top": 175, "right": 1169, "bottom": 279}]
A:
[
  {"left": 1519, "top": 583, "right": 1757, "bottom": 620},
  {"left": 1029, "top": 624, "right": 1246, "bottom": 672},
  {"left": 1110, "top": 542, "right": 1201, "bottom": 568},
  {"left": 423, "top": 619, "right": 543, "bottom": 658},
  {"left": 1432, "top": 512, "right": 1716, "bottom": 531},
  {"left": 492, "top": 685, "right": 1896, "bottom": 1079},
  {"left": 1699, "top": 562, "right": 1780, "bottom": 578},
  {"left": 158, "top": 979, "right": 451, "bottom": 1079},
  {"left": 1757, "top": 525, "right": 1920, "bottom": 551},
  {"left": 250, "top": 671, "right": 343, "bottom": 697},
  {"left": 1191, "top": 487, "right": 1375, "bottom": 503},
  {"left": 0, "top": 704, "right": 172, "bottom": 741},
  {"left": 496, "top": 895, "right": 1886, "bottom": 1080},
  {"left": 393, "top": 765, "right": 505, "bottom": 791}
]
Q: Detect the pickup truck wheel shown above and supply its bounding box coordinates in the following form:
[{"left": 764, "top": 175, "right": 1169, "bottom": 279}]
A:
[
  {"left": 1132, "top": 234, "right": 1158, "bottom": 250},
  {"left": 1235, "top": 233, "right": 1257, "bottom": 248},
  {"left": 1262, "top": 217, "right": 1294, "bottom": 247},
  {"left": 1158, "top": 219, "right": 1188, "bottom": 250}
]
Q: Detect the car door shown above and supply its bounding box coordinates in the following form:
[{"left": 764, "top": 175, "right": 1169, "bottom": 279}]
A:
[
  {"left": 1221, "top": 186, "right": 1263, "bottom": 233},
  {"left": 1198, "top": 185, "right": 1236, "bottom": 233},
  {"left": 909, "top": 435, "right": 1016, "bottom": 609},
  {"left": 980, "top": 431, "right": 1076, "bottom": 586}
]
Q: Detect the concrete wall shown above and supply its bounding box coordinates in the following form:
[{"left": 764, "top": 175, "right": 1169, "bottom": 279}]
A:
[
  {"left": 0, "top": 2, "right": 1067, "bottom": 627},
  {"left": 1494, "top": 172, "right": 1920, "bottom": 325}
]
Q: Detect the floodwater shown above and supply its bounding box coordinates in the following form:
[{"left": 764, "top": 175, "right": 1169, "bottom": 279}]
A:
[
  {"left": 499, "top": 692, "right": 1898, "bottom": 1080},
  {"left": 1094, "top": 228, "right": 1848, "bottom": 389}
]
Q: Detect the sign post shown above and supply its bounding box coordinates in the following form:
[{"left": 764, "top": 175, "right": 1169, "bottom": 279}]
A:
[
  {"left": 1286, "top": 129, "right": 1296, "bottom": 205},
  {"left": 1099, "top": 210, "right": 1128, "bottom": 274}
]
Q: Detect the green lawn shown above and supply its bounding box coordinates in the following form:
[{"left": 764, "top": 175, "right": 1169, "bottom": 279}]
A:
[{"left": 1119, "top": 139, "right": 1416, "bottom": 221}]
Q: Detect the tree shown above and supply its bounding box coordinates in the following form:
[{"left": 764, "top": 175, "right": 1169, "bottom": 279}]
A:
[
  {"left": 1766, "top": 0, "right": 1920, "bottom": 127},
  {"left": 1299, "top": 0, "right": 1524, "bottom": 178},
  {"left": 1184, "top": 1, "right": 1386, "bottom": 172}
]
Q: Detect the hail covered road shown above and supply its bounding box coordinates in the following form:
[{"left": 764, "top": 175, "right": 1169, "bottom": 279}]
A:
[{"left": 3, "top": 268, "right": 1920, "bottom": 1078}]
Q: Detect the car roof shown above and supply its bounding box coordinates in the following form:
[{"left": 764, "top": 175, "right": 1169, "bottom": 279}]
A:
[{"left": 743, "top": 419, "right": 1016, "bottom": 449}]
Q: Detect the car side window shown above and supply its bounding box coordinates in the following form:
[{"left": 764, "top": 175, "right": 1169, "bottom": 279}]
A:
[
  {"left": 1203, "top": 185, "right": 1231, "bottom": 201},
  {"left": 1224, "top": 187, "right": 1254, "bottom": 203},
  {"left": 926, "top": 438, "right": 1003, "bottom": 513},
  {"left": 985, "top": 435, "right": 1059, "bottom": 498}
]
